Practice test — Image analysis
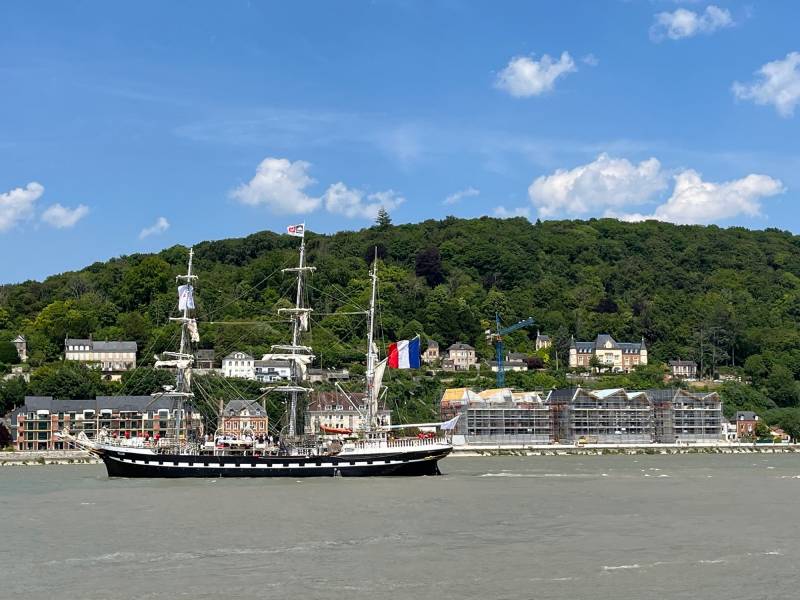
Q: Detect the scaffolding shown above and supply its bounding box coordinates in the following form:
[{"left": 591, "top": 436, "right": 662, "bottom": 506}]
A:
[{"left": 441, "top": 387, "right": 722, "bottom": 445}]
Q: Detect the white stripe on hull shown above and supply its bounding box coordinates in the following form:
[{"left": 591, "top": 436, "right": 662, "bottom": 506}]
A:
[{"left": 107, "top": 455, "right": 430, "bottom": 469}]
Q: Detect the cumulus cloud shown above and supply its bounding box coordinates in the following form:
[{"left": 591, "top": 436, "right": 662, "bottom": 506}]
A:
[
  {"left": 495, "top": 52, "right": 576, "bottom": 97},
  {"left": 650, "top": 5, "right": 733, "bottom": 41},
  {"left": 323, "top": 183, "right": 404, "bottom": 220},
  {"left": 443, "top": 187, "right": 480, "bottom": 205},
  {"left": 139, "top": 217, "right": 170, "bottom": 239},
  {"left": 41, "top": 203, "right": 89, "bottom": 229},
  {"left": 528, "top": 153, "right": 668, "bottom": 217},
  {"left": 494, "top": 206, "right": 531, "bottom": 219},
  {"left": 0, "top": 182, "right": 44, "bottom": 232},
  {"left": 732, "top": 52, "right": 800, "bottom": 118},
  {"left": 617, "top": 170, "right": 784, "bottom": 225},
  {"left": 230, "top": 157, "right": 321, "bottom": 214}
]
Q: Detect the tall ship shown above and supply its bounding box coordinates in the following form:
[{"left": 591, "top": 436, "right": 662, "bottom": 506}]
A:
[{"left": 62, "top": 226, "right": 456, "bottom": 477}]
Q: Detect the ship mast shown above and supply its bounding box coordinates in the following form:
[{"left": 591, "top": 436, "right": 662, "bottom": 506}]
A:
[
  {"left": 164, "top": 247, "right": 198, "bottom": 444},
  {"left": 365, "top": 251, "right": 379, "bottom": 431},
  {"left": 276, "top": 231, "right": 315, "bottom": 438}
]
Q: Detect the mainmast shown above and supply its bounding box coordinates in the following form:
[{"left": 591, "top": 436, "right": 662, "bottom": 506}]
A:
[{"left": 275, "top": 228, "right": 315, "bottom": 437}]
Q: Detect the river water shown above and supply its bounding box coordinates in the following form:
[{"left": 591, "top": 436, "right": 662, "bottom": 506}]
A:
[{"left": 1, "top": 454, "right": 798, "bottom": 600}]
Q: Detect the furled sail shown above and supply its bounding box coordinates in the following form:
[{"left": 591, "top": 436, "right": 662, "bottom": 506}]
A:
[
  {"left": 178, "top": 284, "right": 195, "bottom": 311},
  {"left": 187, "top": 319, "right": 200, "bottom": 343},
  {"left": 372, "top": 358, "right": 387, "bottom": 394}
]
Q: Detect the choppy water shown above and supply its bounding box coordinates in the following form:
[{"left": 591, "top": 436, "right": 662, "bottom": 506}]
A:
[{"left": 1, "top": 454, "right": 798, "bottom": 600}]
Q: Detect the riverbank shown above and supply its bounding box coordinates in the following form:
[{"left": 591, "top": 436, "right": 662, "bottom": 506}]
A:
[
  {"left": 0, "top": 450, "right": 100, "bottom": 466},
  {"left": 451, "top": 442, "right": 800, "bottom": 456}
]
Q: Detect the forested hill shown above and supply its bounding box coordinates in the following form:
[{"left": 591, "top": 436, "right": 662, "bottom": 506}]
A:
[{"left": 2, "top": 216, "right": 800, "bottom": 383}]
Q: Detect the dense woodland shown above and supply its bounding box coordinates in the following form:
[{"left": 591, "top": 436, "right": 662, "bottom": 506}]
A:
[{"left": 2, "top": 214, "right": 800, "bottom": 436}]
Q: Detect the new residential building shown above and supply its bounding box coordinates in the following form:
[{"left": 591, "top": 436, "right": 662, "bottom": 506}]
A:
[
  {"left": 440, "top": 387, "right": 551, "bottom": 444},
  {"left": 11, "top": 395, "right": 203, "bottom": 451},
  {"left": 440, "top": 387, "right": 722, "bottom": 445}
]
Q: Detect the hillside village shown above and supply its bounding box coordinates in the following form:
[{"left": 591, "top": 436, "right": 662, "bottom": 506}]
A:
[{"left": 2, "top": 217, "right": 800, "bottom": 448}]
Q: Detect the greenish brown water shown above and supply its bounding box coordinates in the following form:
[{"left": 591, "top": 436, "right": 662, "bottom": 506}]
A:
[{"left": 1, "top": 454, "right": 798, "bottom": 600}]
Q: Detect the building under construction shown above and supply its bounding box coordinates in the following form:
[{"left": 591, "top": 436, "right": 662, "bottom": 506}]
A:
[
  {"left": 649, "top": 388, "right": 722, "bottom": 443},
  {"left": 548, "top": 388, "right": 654, "bottom": 443},
  {"left": 441, "top": 387, "right": 722, "bottom": 444},
  {"left": 440, "top": 388, "right": 551, "bottom": 444}
]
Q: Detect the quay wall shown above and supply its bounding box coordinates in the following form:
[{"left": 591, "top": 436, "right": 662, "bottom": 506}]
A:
[
  {"left": 0, "top": 450, "right": 100, "bottom": 466},
  {"left": 451, "top": 442, "right": 800, "bottom": 456}
]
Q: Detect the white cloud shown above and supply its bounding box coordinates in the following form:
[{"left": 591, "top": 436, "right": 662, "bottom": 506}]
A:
[
  {"left": 650, "top": 5, "right": 733, "bottom": 41},
  {"left": 230, "top": 157, "right": 321, "bottom": 214},
  {"left": 139, "top": 216, "right": 170, "bottom": 239},
  {"left": 0, "top": 182, "right": 43, "bottom": 232},
  {"left": 617, "top": 170, "right": 784, "bottom": 225},
  {"left": 528, "top": 153, "right": 668, "bottom": 217},
  {"left": 732, "top": 52, "right": 800, "bottom": 118},
  {"left": 41, "top": 203, "right": 89, "bottom": 229},
  {"left": 444, "top": 187, "right": 480, "bottom": 205},
  {"left": 495, "top": 52, "right": 576, "bottom": 98},
  {"left": 494, "top": 206, "right": 531, "bottom": 219},
  {"left": 323, "top": 183, "right": 404, "bottom": 220},
  {"left": 581, "top": 53, "right": 599, "bottom": 67}
]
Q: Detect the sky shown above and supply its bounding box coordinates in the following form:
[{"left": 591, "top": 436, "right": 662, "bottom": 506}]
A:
[{"left": 1, "top": 0, "right": 799, "bottom": 283}]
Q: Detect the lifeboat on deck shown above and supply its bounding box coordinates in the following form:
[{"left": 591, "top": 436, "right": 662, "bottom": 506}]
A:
[{"left": 319, "top": 425, "right": 353, "bottom": 435}]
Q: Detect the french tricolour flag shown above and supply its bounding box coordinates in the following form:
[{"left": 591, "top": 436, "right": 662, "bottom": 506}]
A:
[{"left": 387, "top": 337, "right": 421, "bottom": 369}]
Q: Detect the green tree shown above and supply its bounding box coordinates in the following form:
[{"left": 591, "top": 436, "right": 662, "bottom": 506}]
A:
[
  {"left": 415, "top": 247, "right": 444, "bottom": 287},
  {"left": 375, "top": 208, "right": 392, "bottom": 230},
  {"left": 120, "top": 367, "right": 175, "bottom": 396},
  {"left": 0, "top": 421, "right": 11, "bottom": 448},
  {"left": 744, "top": 354, "right": 769, "bottom": 384},
  {"left": 120, "top": 256, "right": 172, "bottom": 310},
  {"left": 755, "top": 420, "right": 771, "bottom": 439},
  {"left": 0, "top": 376, "right": 28, "bottom": 415},
  {"left": 765, "top": 364, "right": 799, "bottom": 407},
  {"left": 0, "top": 341, "right": 19, "bottom": 365},
  {"left": 28, "top": 362, "right": 103, "bottom": 399}
]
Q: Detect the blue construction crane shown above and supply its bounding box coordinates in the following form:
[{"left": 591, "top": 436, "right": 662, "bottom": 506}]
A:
[{"left": 486, "top": 314, "right": 535, "bottom": 387}]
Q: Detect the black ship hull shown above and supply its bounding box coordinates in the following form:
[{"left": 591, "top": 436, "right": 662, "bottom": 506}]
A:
[{"left": 96, "top": 445, "right": 451, "bottom": 478}]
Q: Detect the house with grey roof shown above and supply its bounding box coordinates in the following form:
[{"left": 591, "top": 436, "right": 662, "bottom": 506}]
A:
[
  {"left": 569, "top": 334, "right": 647, "bottom": 373},
  {"left": 305, "top": 391, "right": 391, "bottom": 434},
  {"left": 443, "top": 342, "right": 477, "bottom": 371},
  {"left": 65, "top": 338, "right": 137, "bottom": 381},
  {"left": 220, "top": 399, "right": 269, "bottom": 437},
  {"left": 669, "top": 360, "right": 697, "bottom": 379},
  {"left": 535, "top": 331, "right": 551, "bottom": 351},
  {"left": 222, "top": 351, "right": 255, "bottom": 379},
  {"left": 254, "top": 359, "right": 292, "bottom": 383}
]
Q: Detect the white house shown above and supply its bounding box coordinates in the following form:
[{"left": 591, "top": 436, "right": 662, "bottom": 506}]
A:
[
  {"left": 222, "top": 351, "right": 255, "bottom": 379},
  {"left": 254, "top": 359, "right": 292, "bottom": 383}
]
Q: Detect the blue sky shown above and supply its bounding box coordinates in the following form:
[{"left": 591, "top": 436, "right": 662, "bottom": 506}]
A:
[{"left": 1, "top": 1, "right": 799, "bottom": 282}]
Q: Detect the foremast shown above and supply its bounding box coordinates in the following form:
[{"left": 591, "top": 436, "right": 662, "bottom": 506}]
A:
[
  {"left": 158, "top": 247, "right": 199, "bottom": 444},
  {"left": 275, "top": 230, "right": 315, "bottom": 438}
]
